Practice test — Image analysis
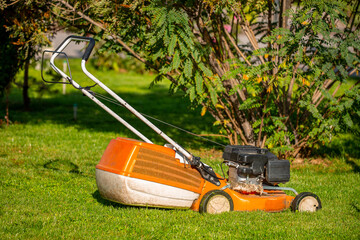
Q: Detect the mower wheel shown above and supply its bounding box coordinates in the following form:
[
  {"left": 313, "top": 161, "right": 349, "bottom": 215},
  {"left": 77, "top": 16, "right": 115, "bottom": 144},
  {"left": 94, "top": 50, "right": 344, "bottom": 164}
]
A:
[
  {"left": 291, "top": 192, "right": 322, "bottom": 212},
  {"left": 199, "top": 190, "right": 234, "bottom": 214}
]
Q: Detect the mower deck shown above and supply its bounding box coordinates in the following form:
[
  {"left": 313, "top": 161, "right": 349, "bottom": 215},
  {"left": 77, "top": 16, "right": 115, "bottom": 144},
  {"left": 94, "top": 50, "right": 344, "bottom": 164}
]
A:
[
  {"left": 96, "top": 137, "right": 294, "bottom": 212},
  {"left": 96, "top": 169, "right": 199, "bottom": 208}
]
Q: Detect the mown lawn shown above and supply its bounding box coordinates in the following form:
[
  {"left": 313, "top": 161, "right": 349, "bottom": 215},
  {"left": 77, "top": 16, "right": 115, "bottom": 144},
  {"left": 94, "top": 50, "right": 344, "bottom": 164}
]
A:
[{"left": 1, "top": 62, "right": 360, "bottom": 239}]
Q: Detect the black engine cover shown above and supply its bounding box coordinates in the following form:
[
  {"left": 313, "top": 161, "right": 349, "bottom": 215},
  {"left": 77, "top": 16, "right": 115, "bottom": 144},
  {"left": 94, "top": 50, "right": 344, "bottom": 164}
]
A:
[
  {"left": 223, "top": 145, "right": 290, "bottom": 184},
  {"left": 266, "top": 160, "right": 290, "bottom": 183}
]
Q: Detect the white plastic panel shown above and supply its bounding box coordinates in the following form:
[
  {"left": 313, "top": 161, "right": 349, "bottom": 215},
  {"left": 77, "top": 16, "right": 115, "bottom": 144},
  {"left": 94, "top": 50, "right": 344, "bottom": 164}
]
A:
[{"left": 96, "top": 169, "right": 199, "bottom": 208}]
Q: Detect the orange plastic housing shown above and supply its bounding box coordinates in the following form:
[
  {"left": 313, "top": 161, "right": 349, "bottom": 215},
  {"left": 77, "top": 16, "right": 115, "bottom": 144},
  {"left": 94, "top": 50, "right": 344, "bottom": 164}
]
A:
[
  {"left": 96, "top": 137, "right": 294, "bottom": 212},
  {"left": 96, "top": 137, "right": 205, "bottom": 194}
]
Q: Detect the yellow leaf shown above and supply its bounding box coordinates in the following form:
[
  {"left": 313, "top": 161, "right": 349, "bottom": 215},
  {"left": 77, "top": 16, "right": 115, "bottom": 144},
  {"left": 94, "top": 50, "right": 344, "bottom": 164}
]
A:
[
  {"left": 201, "top": 106, "right": 207, "bottom": 116},
  {"left": 213, "top": 120, "right": 221, "bottom": 126},
  {"left": 277, "top": 35, "right": 282, "bottom": 39},
  {"left": 223, "top": 120, "right": 230, "bottom": 125},
  {"left": 302, "top": 21, "right": 308, "bottom": 25},
  {"left": 267, "top": 85, "right": 273, "bottom": 93},
  {"left": 302, "top": 78, "right": 310, "bottom": 86},
  {"left": 257, "top": 77, "right": 262, "bottom": 83},
  {"left": 264, "top": 54, "right": 269, "bottom": 59},
  {"left": 243, "top": 74, "right": 249, "bottom": 80},
  {"left": 268, "top": 143, "right": 273, "bottom": 149},
  {"left": 357, "top": 70, "right": 359, "bottom": 76},
  {"left": 215, "top": 104, "right": 224, "bottom": 109}
]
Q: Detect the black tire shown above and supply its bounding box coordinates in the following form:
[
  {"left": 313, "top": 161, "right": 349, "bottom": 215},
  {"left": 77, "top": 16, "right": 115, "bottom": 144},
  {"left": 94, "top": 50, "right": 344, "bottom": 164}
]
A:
[
  {"left": 199, "top": 190, "right": 234, "bottom": 214},
  {"left": 291, "top": 192, "right": 322, "bottom": 212}
]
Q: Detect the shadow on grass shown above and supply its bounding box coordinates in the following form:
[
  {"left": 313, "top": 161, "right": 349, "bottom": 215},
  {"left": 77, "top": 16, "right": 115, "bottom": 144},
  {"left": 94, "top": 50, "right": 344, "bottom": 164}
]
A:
[
  {"left": 351, "top": 203, "right": 360, "bottom": 213},
  {"left": 92, "top": 190, "right": 131, "bottom": 209},
  {"left": 314, "top": 134, "right": 360, "bottom": 159},
  {"left": 43, "top": 159, "right": 82, "bottom": 174},
  {"left": 2, "top": 88, "right": 227, "bottom": 150},
  {"left": 345, "top": 159, "right": 360, "bottom": 174},
  {"left": 313, "top": 134, "right": 360, "bottom": 173}
]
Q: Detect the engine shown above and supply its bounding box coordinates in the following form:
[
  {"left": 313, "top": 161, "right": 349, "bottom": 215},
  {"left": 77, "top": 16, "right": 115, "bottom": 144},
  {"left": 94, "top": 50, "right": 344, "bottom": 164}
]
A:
[{"left": 223, "top": 145, "right": 290, "bottom": 194}]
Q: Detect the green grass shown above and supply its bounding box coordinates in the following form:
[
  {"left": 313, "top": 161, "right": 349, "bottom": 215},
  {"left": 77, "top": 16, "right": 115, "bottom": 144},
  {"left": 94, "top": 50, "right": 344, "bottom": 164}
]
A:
[{"left": 1, "top": 62, "right": 360, "bottom": 239}]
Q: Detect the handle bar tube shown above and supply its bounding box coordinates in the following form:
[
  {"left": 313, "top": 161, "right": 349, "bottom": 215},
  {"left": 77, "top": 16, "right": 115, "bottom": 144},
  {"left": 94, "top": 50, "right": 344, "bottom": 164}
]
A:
[
  {"left": 49, "top": 36, "right": 152, "bottom": 143},
  {"left": 50, "top": 36, "right": 193, "bottom": 161},
  {"left": 80, "top": 60, "right": 193, "bottom": 161}
]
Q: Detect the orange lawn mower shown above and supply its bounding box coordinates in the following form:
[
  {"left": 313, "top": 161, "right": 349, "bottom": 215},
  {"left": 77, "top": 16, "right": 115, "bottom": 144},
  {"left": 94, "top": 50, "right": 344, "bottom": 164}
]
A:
[{"left": 42, "top": 36, "right": 322, "bottom": 214}]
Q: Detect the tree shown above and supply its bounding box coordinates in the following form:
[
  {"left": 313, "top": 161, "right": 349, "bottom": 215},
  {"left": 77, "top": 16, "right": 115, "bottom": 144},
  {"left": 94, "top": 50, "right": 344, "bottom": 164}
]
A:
[
  {"left": 52, "top": 0, "right": 360, "bottom": 158},
  {"left": 0, "top": 12, "right": 20, "bottom": 125},
  {"left": 1, "top": 0, "right": 55, "bottom": 110},
  {"left": 0, "top": 18, "right": 19, "bottom": 97}
]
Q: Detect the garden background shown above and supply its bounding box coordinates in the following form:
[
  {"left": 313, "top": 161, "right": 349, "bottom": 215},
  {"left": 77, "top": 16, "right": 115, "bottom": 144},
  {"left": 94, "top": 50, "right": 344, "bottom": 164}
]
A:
[{"left": 1, "top": 0, "right": 360, "bottom": 239}]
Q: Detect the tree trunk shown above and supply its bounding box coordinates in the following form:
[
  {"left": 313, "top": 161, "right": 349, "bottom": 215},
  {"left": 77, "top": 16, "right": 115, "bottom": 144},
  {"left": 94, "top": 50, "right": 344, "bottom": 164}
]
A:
[
  {"left": 5, "top": 85, "right": 10, "bottom": 126},
  {"left": 280, "top": 0, "right": 291, "bottom": 29},
  {"left": 23, "top": 58, "right": 30, "bottom": 111}
]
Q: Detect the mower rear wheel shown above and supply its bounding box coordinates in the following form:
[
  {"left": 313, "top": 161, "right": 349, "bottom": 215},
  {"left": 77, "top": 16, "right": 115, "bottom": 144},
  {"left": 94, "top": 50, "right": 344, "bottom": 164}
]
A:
[
  {"left": 291, "top": 192, "right": 322, "bottom": 212},
  {"left": 199, "top": 190, "right": 234, "bottom": 214}
]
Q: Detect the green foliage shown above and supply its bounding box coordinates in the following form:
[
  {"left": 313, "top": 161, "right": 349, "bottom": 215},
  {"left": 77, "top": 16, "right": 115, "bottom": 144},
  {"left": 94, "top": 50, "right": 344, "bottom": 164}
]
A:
[
  {"left": 232, "top": 0, "right": 360, "bottom": 156},
  {"left": 51, "top": 0, "right": 360, "bottom": 157},
  {"left": 90, "top": 51, "right": 148, "bottom": 74},
  {"left": 2, "top": 0, "right": 358, "bottom": 157},
  {"left": 140, "top": 1, "right": 225, "bottom": 107},
  {"left": 0, "top": 0, "right": 55, "bottom": 108},
  {"left": 1, "top": 0, "right": 53, "bottom": 63}
]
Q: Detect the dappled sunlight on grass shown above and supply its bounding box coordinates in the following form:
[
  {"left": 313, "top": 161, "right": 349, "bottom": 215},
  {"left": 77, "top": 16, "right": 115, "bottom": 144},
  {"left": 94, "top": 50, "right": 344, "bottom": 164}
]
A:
[{"left": 1, "top": 64, "right": 359, "bottom": 239}]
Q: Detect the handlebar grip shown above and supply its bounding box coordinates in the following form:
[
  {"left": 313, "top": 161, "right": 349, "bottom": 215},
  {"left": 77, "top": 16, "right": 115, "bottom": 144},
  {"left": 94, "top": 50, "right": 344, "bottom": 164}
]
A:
[
  {"left": 82, "top": 37, "right": 95, "bottom": 61},
  {"left": 54, "top": 35, "right": 95, "bottom": 61}
]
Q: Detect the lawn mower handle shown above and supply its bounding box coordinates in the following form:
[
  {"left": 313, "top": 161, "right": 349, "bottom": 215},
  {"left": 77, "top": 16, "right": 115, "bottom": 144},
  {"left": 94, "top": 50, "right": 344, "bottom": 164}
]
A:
[
  {"left": 49, "top": 36, "right": 95, "bottom": 82},
  {"left": 54, "top": 35, "right": 95, "bottom": 61},
  {"left": 48, "top": 35, "right": 194, "bottom": 160},
  {"left": 48, "top": 35, "right": 221, "bottom": 186}
]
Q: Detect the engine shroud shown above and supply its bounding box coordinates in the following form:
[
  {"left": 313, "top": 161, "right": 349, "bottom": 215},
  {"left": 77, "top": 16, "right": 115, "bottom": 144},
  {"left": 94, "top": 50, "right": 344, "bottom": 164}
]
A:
[{"left": 223, "top": 145, "right": 290, "bottom": 192}]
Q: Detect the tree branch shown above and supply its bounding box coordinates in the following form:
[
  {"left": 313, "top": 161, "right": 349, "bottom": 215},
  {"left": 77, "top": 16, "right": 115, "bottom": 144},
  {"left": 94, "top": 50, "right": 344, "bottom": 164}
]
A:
[
  {"left": 222, "top": 26, "right": 251, "bottom": 66},
  {"left": 257, "top": 92, "right": 270, "bottom": 146},
  {"left": 286, "top": 61, "right": 300, "bottom": 114}
]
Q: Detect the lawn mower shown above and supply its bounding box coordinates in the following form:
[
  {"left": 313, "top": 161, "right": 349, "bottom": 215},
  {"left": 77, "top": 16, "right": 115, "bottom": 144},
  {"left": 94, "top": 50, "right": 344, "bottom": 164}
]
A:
[{"left": 42, "top": 35, "right": 322, "bottom": 214}]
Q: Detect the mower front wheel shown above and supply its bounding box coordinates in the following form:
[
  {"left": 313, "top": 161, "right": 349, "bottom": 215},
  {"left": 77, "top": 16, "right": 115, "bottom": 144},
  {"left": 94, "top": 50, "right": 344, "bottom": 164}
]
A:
[
  {"left": 199, "top": 190, "right": 234, "bottom": 214},
  {"left": 291, "top": 192, "right": 322, "bottom": 212}
]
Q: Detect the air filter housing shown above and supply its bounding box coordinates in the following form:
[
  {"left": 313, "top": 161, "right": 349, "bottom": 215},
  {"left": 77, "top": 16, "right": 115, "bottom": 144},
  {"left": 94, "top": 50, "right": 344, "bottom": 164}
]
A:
[{"left": 223, "top": 145, "right": 290, "bottom": 186}]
